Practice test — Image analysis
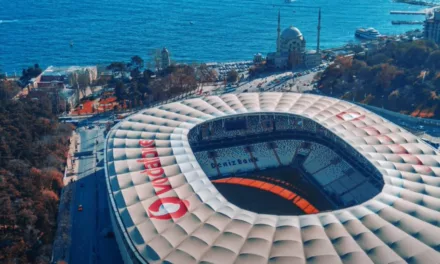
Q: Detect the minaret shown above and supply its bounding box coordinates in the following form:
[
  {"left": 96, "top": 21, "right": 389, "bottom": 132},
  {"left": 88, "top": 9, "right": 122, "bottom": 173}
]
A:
[
  {"left": 277, "top": 9, "right": 281, "bottom": 53},
  {"left": 317, "top": 8, "right": 321, "bottom": 53},
  {"left": 161, "top": 48, "right": 170, "bottom": 69}
]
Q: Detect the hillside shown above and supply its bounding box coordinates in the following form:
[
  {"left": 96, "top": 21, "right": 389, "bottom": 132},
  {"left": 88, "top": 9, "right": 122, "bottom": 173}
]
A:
[
  {"left": 317, "top": 40, "right": 440, "bottom": 118},
  {"left": 0, "top": 79, "right": 72, "bottom": 263}
]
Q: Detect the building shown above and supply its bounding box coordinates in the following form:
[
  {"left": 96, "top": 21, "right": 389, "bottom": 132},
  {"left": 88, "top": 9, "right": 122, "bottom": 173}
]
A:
[
  {"left": 29, "top": 66, "right": 97, "bottom": 112},
  {"left": 424, "top": 10, "right": 440, "bottom": 44},
  {"left": 161, "top": 47, "right": 171, "bottom": 69},
  {"left": 253, "top": 53, "right": 264, "bottom": 64},
  {"left": 37, "top": 65, "right": 97, "bottom": 89},
  {"left": 266, "top": 10, "right": 321, "bottom": 69},
  {"left": 105, "top": 93, "right": 440, "bottom": 264},
  {"left": 304, "top": 50, "right": 321, "bottom": 68},
  {"left": 56, "top": 89, "right": 78, "bottom": 112}
]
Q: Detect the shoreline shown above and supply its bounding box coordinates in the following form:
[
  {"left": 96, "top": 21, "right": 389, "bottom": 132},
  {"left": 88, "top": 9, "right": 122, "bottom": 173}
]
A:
[
  {"left": 4, "top": 27, "right": 422, "bottom": 79},
  {"left": 393, "top": 0, "right": 438, "bottom": 7}
]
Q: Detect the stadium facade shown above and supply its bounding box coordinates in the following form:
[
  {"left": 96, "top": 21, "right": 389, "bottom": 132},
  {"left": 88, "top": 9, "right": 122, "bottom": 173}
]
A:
[{"left": 104, "top": 93, "right": 440, "bottom": 264}]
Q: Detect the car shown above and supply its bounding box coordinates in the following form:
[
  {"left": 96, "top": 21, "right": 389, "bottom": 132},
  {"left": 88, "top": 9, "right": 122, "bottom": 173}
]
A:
[
  {"left": 88, "top": 125, "right": 95, "bottom": 129},
  {"left": 105, "top": 231, "right": 115, "bottom": 238},
  {"left": 78, "top": 205, "right": 83, "bottom": 211}
]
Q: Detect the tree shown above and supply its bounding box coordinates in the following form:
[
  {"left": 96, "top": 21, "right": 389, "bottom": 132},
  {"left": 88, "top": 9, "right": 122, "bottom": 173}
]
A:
[
  {"left": 196, "top": 64, "right": 217, "bottom": 90},
  {"left": 403, "top": 45, "right": 429, "bottom": 68},
  {"left": 351, "top": 44, "right": 364, "bottom": 54},
  {"left": 128, "top": 55, "right": 144, "bottom": 71},
  {"left": 0, "top": 79, "right": 21, "bottom": 100},
  {"left": 0, "top": 195, "right": 16, "bottom": 228},
  {"left": 0, "top": 95, "right": 71, "bottom": 263},
  {"left": 19, "top": 64, "right": 42, "bottom": 84},
  {"left": 130, "top": 68, "right": 141, "bottom": 79},
  {"left": 106, "top": 62, "right": 127, "bottom": 77},
  {"left": 115, "top": 81, "right": 127, "bottom": 102},
  {"left": 375, "top": 63, "right": 400, "bottom": 89},
  {"left": 226, "top": 69, "right": 239, "bottom": 83},
  {"left": 426, "top": 50, "right": 440, "bottom": 70}
]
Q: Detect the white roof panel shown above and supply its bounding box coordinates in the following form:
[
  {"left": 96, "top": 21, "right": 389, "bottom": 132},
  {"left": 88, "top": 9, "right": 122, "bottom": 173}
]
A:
[{"left": 105, "top": 93, "right": 440, "bottom": 263}]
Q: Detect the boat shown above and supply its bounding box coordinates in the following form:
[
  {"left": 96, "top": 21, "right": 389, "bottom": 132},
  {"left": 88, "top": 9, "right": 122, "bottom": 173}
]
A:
[{"left": 355, "top": 28, "right": 381, "bottom": 39}]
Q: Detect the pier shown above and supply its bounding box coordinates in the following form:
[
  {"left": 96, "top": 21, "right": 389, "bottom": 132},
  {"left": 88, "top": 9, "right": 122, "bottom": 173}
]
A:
[
  {"left": 390, "top": 11, "right": 426, "bottom": 15},
  {"left": 392, "top": 0, "right": 437, "bottom": 7},
  {"left": 392, "top": 20, "right": 424, "bottom": 25}
]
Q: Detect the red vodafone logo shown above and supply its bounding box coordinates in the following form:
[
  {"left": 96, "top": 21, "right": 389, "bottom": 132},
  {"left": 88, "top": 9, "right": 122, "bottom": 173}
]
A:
[
  {"left": 138, "top": 139, "right": 190, "bottom": 220},
  {"left": 336, "top": 111, "right": 365, "bottom": 121},
  {"left": 147, "top": 197, "right": 189, "bottom": 220}
]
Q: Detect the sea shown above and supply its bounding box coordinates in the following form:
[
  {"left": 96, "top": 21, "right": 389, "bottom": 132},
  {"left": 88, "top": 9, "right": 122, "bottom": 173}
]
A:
[{"left": 0, "top": 0, "right": 436, "bottom": 73}]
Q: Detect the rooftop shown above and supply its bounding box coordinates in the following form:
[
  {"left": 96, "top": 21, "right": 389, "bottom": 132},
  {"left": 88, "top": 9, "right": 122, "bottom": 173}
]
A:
[
  {"left": 42, "top": 65, "right": 96, "bottom": 76},
  {"left": 105, "top": 93, "right": 440, "bottom": 264}
]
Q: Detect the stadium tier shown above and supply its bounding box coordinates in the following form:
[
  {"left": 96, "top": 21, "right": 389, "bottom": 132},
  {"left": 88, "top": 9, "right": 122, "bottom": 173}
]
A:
[{"left": 105, "top": 93, "right": 440, "bottom": 264}]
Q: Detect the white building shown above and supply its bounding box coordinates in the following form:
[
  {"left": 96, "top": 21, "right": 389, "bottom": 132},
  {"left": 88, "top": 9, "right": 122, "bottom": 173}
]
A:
[
  {"left": 424, "top": 10, "right": 440, "bottom": 44},
  {"left": 161, "top": 47, "right": 171, "bottom": 69},
  {"left": 253, "top": 53, "right": 264, "bottom": 64},
  {"left": 304, "top": 50, "right": 321, "bottom": 68},
  {"left": 266, "top": 11, "right": 321, "bottom": 69}
]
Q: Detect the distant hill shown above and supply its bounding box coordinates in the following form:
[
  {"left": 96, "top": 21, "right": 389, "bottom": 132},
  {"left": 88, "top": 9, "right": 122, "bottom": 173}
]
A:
[{"left": 317, "top": 40, "right": 440, "bottom": 119}]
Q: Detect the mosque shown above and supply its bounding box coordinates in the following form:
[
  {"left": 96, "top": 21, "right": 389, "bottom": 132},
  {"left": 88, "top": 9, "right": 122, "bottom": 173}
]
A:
[{"left": 265, "top": 10, "right": 322, "bottom": 69}]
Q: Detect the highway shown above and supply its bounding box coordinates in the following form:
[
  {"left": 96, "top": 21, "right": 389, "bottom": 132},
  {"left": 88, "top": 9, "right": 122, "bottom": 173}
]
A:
[{"left": 69, "top": 125, "right": 122, "bottom": 264}]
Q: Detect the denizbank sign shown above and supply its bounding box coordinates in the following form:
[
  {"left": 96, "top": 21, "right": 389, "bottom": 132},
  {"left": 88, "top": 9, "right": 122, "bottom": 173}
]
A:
[{"left": 211, "top": 157, "right": 258, "bottom": 168}]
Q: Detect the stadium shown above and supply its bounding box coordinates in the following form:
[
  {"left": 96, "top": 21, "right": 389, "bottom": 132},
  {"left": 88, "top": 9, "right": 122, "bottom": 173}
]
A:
[{"left": 104, "top": 92, "right": 440, "bottom": 264}]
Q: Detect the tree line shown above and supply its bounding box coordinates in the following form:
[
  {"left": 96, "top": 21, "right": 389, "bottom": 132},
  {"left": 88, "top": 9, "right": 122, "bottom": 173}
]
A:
[
  {"left": 102, "top": 55, "right": 218, "bottom": 109},
  {"left": 318, "top": 40, "right": 440, "bottom": 118},
  {"left": 0, "top": 77, "right": 72, "bottom": 263}
]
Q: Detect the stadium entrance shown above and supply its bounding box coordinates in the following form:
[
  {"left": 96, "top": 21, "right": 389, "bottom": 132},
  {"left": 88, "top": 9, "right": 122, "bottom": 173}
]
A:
[{"left": 189, "top": 113, "right": 384, "bottom": 215}]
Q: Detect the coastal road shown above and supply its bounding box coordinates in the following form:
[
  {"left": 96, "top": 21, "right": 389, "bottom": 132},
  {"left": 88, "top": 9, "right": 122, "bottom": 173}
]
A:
[{"left": 69, "top": 125, "right": 122, "bottom": 264}]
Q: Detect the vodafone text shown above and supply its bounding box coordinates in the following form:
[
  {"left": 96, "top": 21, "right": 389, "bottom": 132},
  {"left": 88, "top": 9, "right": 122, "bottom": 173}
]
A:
[{"left": 137, "top": 140, "right": 189, "bottom": 220}]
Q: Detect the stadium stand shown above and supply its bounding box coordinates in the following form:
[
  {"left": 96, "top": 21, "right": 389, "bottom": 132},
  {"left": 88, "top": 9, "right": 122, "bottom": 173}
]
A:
[
  {"left": 251, "top": 142, "right": 279, "bottom": 170},
  {"left": 302, "top": 143, "right": 338, "bottom": 173},
  {"left": 273, "top": 139, "right": 302, "bottom": 165}
]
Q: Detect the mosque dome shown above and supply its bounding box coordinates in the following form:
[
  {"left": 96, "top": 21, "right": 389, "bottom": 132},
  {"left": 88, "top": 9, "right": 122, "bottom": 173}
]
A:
[{"left": 281, "top": 26, "right": 303, "bottom": 40}]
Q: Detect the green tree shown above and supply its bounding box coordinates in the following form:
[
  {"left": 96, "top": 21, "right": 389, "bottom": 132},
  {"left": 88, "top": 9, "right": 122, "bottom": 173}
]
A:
[
  {"left": 115, "top": 81, "right": 127, "bottom": 102},
  {"left": 196, "top": 63, "right": 217, "bottom": 90},
  {"left": 426, "top": 50, "right": 440, "bottom": 69},
  {"left": 20, "top": 64, "right": 42, "bottom": 83},
  {"left": 106, "top": 62, "right": 127, "bottom": 77},
  {"left": 403, "top": 45, "right": 429, "bottom": 68},
  {"left": 128, "top": 55, "right": 144, "bottom": 71},
  {"left": 226, "top": 69, "right": 239, "bottom": 83}
]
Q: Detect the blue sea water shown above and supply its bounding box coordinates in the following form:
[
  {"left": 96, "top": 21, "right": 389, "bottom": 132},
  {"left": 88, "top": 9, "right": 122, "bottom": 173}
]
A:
[{"left": 0, "top": 0, "right": 435, "bottom": 73}]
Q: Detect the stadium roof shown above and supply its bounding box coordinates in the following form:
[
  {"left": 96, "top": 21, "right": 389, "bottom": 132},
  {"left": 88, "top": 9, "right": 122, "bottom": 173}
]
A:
[{"left": 105, "top": 93, "right": 440, "bottom": 263}]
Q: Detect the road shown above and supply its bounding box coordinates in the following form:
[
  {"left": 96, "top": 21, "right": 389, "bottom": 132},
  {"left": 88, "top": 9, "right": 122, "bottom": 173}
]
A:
[{"left": 69, "top": 125, "right": 122, "bottom": 264}]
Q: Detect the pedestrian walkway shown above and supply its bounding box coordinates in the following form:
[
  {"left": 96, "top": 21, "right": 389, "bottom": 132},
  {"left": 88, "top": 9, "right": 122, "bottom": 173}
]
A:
[
  {"left": 52, "top": 130, "right": 81, "bottom": 263},
  {"left": 64, "top": 131, "right": 80, "bottom": 185}
]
